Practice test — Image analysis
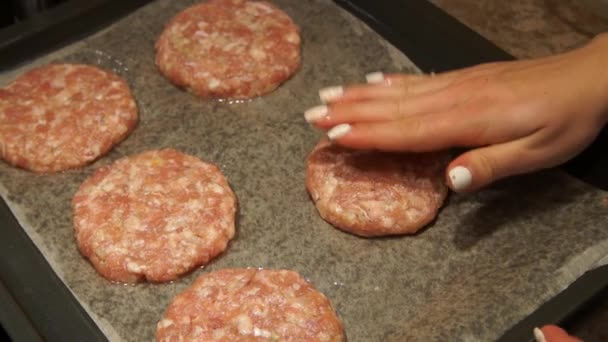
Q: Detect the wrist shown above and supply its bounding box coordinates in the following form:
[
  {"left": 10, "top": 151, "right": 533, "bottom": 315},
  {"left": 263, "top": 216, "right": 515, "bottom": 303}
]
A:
[{"left": 589, "top": 33, "right": 608, "bottom": 124}]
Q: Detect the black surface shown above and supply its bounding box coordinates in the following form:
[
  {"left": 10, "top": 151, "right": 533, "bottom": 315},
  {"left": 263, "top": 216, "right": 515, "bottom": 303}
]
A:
[
  {"left": 499, "top": 265, "right": 608, "bottom": 342},
  {"left": 0, "top": 199, "right": 106, "bottom": 342},
  {"left": 562, "top": 127, "right": 608, "bottom": 191},
  {"left": 10, "top": 0, "right": 68, "bottom": 21},
  {"left": 0, "top": 1, "right": 15, "bottom": 28},
  {"left": 335, "top": 0, "right": 514, "bottom": 71},
  {"left": 0, "top": 0, "right": 153, "bottom": 71},
  {"left": 0, "top": 279, "right": 41, "bottom": 342},
  {"left": 0, "top": 0, "right": 605, "bottom": 341},
  {"left": 0, "top": 323, "right": 13, "bottom": 342}
]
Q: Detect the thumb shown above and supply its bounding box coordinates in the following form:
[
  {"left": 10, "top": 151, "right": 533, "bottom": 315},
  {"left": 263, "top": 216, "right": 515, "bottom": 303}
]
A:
[
  {"left": 535, "top": 325, "right": 582, "bottom": 342},
  {"left": 446, "top": 137, "right": 544, "bottom": 192}
]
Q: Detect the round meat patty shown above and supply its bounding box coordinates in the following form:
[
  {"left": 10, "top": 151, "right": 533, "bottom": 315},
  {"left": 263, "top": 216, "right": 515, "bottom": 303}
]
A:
[
  {"left": 0, "top": 64, "right": 138, "bottom": 173},
  {"left": 306, "top": 140, "right": 448, "bottom": 237},
  {"left": 72, "top": 149, "right": 237, "bottom": 283},
  {"left": 155, "top": 0, "right": 301, "bottom": 99},
  {"left": 156, "top": 268, "right": 345, "bottom": 342}
]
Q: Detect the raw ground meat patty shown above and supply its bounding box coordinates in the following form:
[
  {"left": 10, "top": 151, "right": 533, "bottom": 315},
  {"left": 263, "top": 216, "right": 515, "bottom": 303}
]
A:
[
  {"left": 0, "top": 64, "right": 138, "bottom": 173},
  {"left": 72, "top": 149, "right": 237, "bottom": 283},
  {"left": 156, "top": 268, "right": 345, "bottom": 341},
  {"left": 306, "top": 140, "right": 448, "bottom": 237},
  {"left": 155, "top": 0, "right": 301, "bottom": 99}
]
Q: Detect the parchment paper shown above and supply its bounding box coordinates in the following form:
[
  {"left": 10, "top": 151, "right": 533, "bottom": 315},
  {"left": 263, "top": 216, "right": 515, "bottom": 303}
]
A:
[{"left": 1, "top": 0, "right": 608, "bottom": 341}]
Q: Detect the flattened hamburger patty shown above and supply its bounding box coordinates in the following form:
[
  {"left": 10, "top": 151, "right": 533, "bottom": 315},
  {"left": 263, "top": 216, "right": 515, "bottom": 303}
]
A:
[
  {"left": 0, "top": 64, "right": 138, "bottom": 173},
  {"left": 155, "top": 0, "right": 301, "bottom": 99},
  {"left": 157, "top": 268, "right": 345, "bottom": 341},
  {"left": 306, "top": 140, "right": 448, "bottom": 237},
  {"left": 72, "top": 149, "right": 237, "bottom": 283}
]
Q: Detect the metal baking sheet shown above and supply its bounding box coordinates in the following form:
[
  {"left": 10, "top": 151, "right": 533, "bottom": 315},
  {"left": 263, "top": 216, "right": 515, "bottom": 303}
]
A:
[{"left": 1, "top": 0, "right": 608, "bottom": 340}]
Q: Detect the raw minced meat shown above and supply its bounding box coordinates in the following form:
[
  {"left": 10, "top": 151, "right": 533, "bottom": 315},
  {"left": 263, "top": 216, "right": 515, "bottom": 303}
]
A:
[
  {"left": 72, "top": 149, "right": 237, "bottom": 283},
  {"left": 156, "top": 268, "right": 344, "bottom": 341},
  {"left": 0, "top": 64, "right": 138, "bottom": 173},
  {"left": 155, "top": 0, "right": 301, "bottom": 99},
  {"left": 306, "top": 140, "right": 448, "bottom": 237}
]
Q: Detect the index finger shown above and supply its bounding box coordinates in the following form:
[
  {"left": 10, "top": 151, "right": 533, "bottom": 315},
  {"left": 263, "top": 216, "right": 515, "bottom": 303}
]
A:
[
  {"left": 326, "top": 109, "right": 482, "bottom": 152},
  {"left": 539, "top": 325, "right": 582, "bottom": 342}
]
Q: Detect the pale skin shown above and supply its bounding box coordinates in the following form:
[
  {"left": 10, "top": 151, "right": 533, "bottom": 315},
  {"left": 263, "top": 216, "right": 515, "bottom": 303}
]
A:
[
  {"left": 305, "top": 32, "right": 608, "bottom": 194},
  {"left": 305, "top": 33, "right": 608, "bottom": 341},
  {"left": 536, "top": 325, "right": 582, "bottom": 342}
]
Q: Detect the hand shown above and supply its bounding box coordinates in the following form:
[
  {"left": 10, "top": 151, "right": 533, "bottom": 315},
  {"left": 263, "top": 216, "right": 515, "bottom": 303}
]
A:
[
  {"left": 304, "top": 33, "right": 608, "bottom": 192},
  {"left": 535, "top": 325, "right": 581, "bottom": 342}
]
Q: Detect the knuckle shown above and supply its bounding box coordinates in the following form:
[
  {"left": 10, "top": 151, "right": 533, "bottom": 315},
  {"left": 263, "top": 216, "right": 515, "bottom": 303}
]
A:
[
  {"left": 475, "top": 61, "right": 501, "bottom": 71},
  {"left": 474, "top": 151, "right": 499, "bottom": 182},
  {"left": 349, "top": 87, "right": 365, "bottom": 99},
  {"left": 399, "top": 83, "right": 411, "bottom": 97},
  {"left": 391, "top": 99, "right": 410, "bottom": 120},
  {"left": 396, "top": 99, "right": 406, "bottom": 117},
  {"left": 406, "top": 118, "right": 428, "bottom": 141}
]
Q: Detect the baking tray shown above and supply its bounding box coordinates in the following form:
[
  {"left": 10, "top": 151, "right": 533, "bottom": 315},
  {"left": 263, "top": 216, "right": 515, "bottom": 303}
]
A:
[
  {"left": 1, "top": 0, "right": 608, "bottom": 341},
  {"left": 0, "top": 0, "right": 154, "bottom": 71}
]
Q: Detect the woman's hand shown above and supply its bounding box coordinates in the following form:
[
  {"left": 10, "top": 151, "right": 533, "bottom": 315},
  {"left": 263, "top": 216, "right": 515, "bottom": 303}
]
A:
[
  {"left": 535, "top": 325, "right": 582, "bottom": 342},
  {"left": 305, "top": 33, "right": 608, "bottom": 192}
]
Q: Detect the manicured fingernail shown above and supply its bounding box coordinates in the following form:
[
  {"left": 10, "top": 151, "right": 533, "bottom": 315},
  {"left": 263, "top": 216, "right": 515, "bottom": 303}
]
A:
[
  {"left": 533, "top": 327, "right": 546, "bottom": 342},
  {"left": 327, "top": 124, "right": 351, "bottom": 140},
  {"left": 319, "top": 86, "right": 343, "bottom": 103},
  {"left": 448, "top": 166, "right": 472, "bottom": 191},
  {"left": 366, "top": 72, "right": 384, "bottom": 83},
  {"left": 304, "top": 105, "right": 328, "bottom": 123}
]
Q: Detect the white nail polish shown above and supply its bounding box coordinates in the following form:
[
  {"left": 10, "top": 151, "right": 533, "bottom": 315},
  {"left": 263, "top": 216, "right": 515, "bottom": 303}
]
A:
[
  {"left": 365, "top": 71, "right": 384, "bottom": 84},
  {"left": 448, "top": 166, "right": 472, "bottom": 191},
  {"left": 319, "top": 86, "right": 344, "bottom": 103},
  {"left": 533, "top": 327, "right": 546, "bottom": 342},
  {"left": 327, "top": 124, "right": 351, "bottom": 140},
  {"left": 304, "top": 105, "right": 328, "bottom": 123}
]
